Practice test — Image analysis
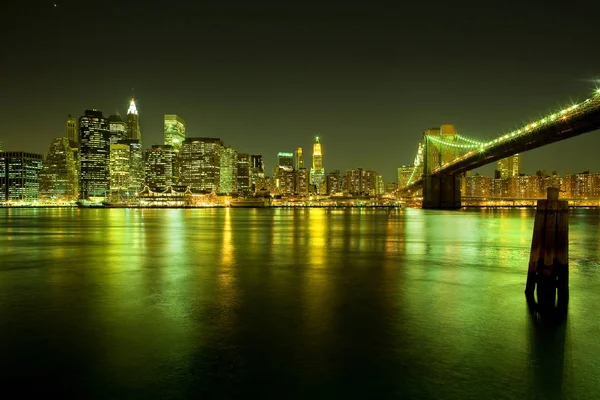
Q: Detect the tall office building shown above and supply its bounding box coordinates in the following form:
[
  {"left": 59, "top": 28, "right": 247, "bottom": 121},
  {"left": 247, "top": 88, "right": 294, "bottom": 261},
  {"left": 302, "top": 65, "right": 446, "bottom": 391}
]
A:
[
  {"left": 250, "top": 154, "right": 265, "bottom": 191},
  {"left": 296, "top": 168, "right": 309, "bottom": 196},
  {"left": 375, "top": 175, "right": 384, "bottom": 195},
  {"left": 79, "top": 110, "right": 110, "bottom": 199},
  {"left": 251, "top": 154, "right": 264, "bottom": 171},
  {"left": 497, "top": 154, "right": 520, "bottom": 179},
  {"left": 65, "top": 115, "right": 78, "bottom": 144},
  {"left": 126, "top": 98, "right": 141, "bottom": 142},
  {"left": 108, "top": 114, "right": 127, "bottom": 144},
  {"left": 220, "top": 146, "right": 238, "bottom": 194},
  {"left": 278, "top": 152, "right": 294, "bottom": 171},
  {"left": 237, "top": 153, "right": 251, "bottom": 195},
  {"left": 180, "top": 137, "right": 222, "bottom": 192},
  {"left": 310, "top": 136, "right": 325, "bottom": 194},
  {"left": 39, "top": 137, "right": 79, "bottom": 201},
  {"left": 326, "top": 170, "right": 342, "bottom": 195},
  {"left": 0, "top": 152, "right": 43, "bottom": 201},
  {"left": 294, "top": 147, "right": 303, "bottom": 170},
  {"left": 164, "top": 114, "right": 186, "bottom": 152},
  {"left": 109, "top": 143, "right": 131, "bottom": 193},
  {"left": 119, "top": 139, "right": 144, "bottom": 193},
  {"left": 145, "top": 145, "right": 174, "bottom": 189}
]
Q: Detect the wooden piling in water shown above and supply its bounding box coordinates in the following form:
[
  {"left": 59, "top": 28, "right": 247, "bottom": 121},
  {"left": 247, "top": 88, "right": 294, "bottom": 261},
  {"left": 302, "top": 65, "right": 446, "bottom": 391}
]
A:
[{"left": 525, "top": 188, "right": 569, "bottom": 311}]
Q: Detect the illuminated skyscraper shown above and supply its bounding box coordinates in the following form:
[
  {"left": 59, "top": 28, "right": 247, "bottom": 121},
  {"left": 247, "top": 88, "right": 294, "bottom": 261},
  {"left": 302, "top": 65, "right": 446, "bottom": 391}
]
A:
[
  {"left": 250, "top": 154, "right": 265, "bottom": 192},
  {"left": 310, "top": 136, "right": 325, "bottom": 194},
  {"left": 326, "top": 170, "right": 342, "bottom": 195},
  {"left": 180, "top": 137, "right": 222, "bottom": 192},
  {"left": 497, "top": 154, "right": 520, "bottom": 179},
  {"left": 296, "top": 168, "right": 309, "bottom": 196},
  {"left": 119, "top": 139, "right": 144, "bottom": 193},
  {"left": 375, "top": 175, "right": 384, "bottom": 195},
  {"left": 145, "top": 145, "right": 174, "bottom": 189},
  {"left": 164, "top": 114, "right": 186, "bottom": 152},
  {"left": 220, "top": 146, "right": 238, "bottom": 194},
  {"left": 278, "top": 152, "right": 294, "bottom": 171},
  {"left": 294, "top": 147, "right": 303, "bottom": 170},
  {"left": 0, "top": 152, "right": 43, "bottom": 201},
  {"left": 79, "top": 110, "right": 110, "bottom": 199},
  {"left": 65, "top": 115, "right": 78, "bottom": 144},
  {"left": 126, "top": 98, "right": 141, "bottom": 142},
  {"left": 237, "top": 153, "right": 251, "bottom": 195},
  {"left": 108, "top": 114, "right": 127, "bottom": 144},
  {"left": 109, "top": 143, "right": 131, "bottom": 193},
  {"left": 39, "top": 137, "right": 79, "bottom": 201}
]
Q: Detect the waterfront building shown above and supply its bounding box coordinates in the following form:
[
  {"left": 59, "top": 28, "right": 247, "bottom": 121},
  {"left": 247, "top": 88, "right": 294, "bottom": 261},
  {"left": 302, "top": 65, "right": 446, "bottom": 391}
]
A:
[
  {"left": 296, "top": 168, "right": 309, "bottom": 196},
  {"left": 108, "top": 114, "right": 127, "bottom": 144},
  {"left": 278, "top": 152, "right": 294, "bottom": 171},
  {"left": 464, "top": 174, "right": 492, "bottom": 197},
  {"left": 563, "top": 172, "right": 592, "bottom": 198},
  {"left": 326, "top": 170, "right": 342, "bottom": 195},
  {"left": 39, "top": 137, "right": 78, "bottom": 201},
  {"left": 220, "top": 146, "right": 238, "bottom": 194},
  {"left": 294, "top": 147, "right": 304, "bottom": 170},
  {"left": 65, "top": 115, "right": 78, "bottom": 144},
  {"left": 164, "top": 114, "right": 186, "bottom": 152},
  {"left": 0, "top": 152, "right": 43, "bottom": 201},
  {"left": 145, "top": 145, "right": 174, "bottom": 190},
  {"left": 79, "top": 109, "right": 110, "bottom": 199},
  {"left": 126, "top": 98, "right": 141, "bottom": 142},
  {"left": 180, "top": 137, "right": 222, "bottom": 192},
  {"left": 237, "top": 153, "right": 251, "bottom": 195},
  {"left": 310, "top": 136, "right": 325, "bottom": 194},
  {"left": 109, "top": 143, "right": 131, "bottom": 193},
  {"left": 497, "top": 154, "right": 520, "bottom": 179}
]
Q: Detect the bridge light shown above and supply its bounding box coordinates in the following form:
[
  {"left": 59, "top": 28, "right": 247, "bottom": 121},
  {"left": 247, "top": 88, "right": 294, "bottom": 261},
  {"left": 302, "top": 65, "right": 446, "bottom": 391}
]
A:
[
  {"left": 532, "top": 123, "right": 537, "bottom": 127},
  {"left": 596, "top": 88, "right": 600, "bottom": 94}
]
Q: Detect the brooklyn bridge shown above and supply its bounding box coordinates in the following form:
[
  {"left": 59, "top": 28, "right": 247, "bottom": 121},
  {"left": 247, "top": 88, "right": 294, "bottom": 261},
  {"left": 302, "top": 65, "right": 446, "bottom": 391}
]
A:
[{"left": 400, "top": 88, "right": 600, "bottom": 208}]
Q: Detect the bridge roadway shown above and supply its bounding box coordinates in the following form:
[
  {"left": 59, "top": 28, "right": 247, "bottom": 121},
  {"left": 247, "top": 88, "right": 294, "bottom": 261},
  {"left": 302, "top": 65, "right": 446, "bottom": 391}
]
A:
[{"left": 405, "top": 91, "right": 600, "bottom": 198}]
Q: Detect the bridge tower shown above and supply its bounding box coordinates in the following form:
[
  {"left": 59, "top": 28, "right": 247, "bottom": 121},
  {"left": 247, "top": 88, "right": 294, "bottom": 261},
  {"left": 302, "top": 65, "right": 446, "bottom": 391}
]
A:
[{"left": 422, "top": 125, "right": 465, "bottom": 209}]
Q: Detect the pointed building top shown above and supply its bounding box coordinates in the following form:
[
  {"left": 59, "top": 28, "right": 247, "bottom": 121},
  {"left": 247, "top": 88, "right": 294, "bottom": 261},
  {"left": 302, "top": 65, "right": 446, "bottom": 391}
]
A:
[{"left": 127, "top": 98, "right": 138, "bottom": 115}]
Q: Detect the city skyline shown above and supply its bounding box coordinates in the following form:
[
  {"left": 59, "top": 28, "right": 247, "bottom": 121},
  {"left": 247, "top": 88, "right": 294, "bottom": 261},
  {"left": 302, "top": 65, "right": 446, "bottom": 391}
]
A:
[{"left": 2, "top": 2, "right": 600, "bottom": 182}]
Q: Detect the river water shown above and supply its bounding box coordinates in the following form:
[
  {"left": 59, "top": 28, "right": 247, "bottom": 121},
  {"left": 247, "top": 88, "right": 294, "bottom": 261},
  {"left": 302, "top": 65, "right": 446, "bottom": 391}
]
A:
[{"left": 1, "top": 208, "right": 599, "bottom": 399}]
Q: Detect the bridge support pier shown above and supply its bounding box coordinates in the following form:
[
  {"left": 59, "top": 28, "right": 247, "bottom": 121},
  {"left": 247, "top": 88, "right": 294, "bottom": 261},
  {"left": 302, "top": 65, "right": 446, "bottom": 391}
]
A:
[{"left": 422, "top": 173, "right": 461, "bottom": 209}]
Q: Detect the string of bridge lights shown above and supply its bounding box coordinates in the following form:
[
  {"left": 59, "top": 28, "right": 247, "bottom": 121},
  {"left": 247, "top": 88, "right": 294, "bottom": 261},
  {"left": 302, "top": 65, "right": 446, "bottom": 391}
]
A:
[{"left": 409, "top": 87, "right": 600, "bottom": 183}]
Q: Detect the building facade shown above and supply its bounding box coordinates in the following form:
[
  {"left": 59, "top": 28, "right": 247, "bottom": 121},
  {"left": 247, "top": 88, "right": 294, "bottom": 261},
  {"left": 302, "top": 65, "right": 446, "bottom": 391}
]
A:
[
  {"left": 180, "top": 137, "right": 223, "bottom": 192},
  {"left": 237, "top": 153, "right": 251, "bottom": 195},
  {"left": 164, "top": 114, "right": 186, "bottom": 152},
  {"left": 145, "top": 145, "right": 174, "bottom": 189},
  {"left": 294, "top": 147, "right": 304, "bottom": 170},
  {"left": 108, "top": 114, "right": 127, "bottom": 144},
  {"left": 0, "top": 152, "right": 43, "bottom": 201},
  {"left": 220, "top": 146, "right": 238, "bottom": 194},
  {"left": 310, "top": 137, "right": 325, "bottom": 194},
  {"left": 66, "top": 115, "right": 78, "bottom": 144},
  {"left": 39, "top": 137, "right": 79, "bottom": 201},
  {"left": 497, "top": 154, "right": 520, "bottom": 179},
  {"left": 79, "top": 109, "right": 110, "bottom": 199},
  {"left": 126, "top": 98, "right": 141, "bottom": 142}
]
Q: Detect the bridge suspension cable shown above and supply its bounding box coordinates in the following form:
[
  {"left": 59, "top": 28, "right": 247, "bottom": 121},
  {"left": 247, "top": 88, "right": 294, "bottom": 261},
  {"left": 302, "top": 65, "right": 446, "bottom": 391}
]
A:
[{"left": 427, "top": 135, "right": 482, "bottom": 149}]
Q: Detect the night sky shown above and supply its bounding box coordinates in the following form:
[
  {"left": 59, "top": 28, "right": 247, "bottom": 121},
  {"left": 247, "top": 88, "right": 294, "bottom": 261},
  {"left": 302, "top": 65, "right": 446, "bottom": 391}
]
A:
[{"left": 2, "top": 1, "right": 600, "bottom": 181}]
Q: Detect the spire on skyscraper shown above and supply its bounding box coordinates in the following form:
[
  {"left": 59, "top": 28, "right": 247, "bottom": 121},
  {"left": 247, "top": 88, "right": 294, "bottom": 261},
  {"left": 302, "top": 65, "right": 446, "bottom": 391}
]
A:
[{"left": 127, "top": 98, "right": 138, "bottom": 115}]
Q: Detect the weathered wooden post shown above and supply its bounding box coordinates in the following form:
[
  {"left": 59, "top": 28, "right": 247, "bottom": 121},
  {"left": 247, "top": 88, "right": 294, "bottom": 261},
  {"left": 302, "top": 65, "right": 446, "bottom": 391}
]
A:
[{"left": 525, "top": 187, "right": 569, "bottom": 311}]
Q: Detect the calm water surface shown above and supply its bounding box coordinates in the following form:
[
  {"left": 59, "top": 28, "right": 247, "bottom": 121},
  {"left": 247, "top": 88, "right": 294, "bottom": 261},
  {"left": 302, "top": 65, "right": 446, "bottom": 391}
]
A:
[{"left": 1, "top": 208, "right": 600, "bottom": 399}]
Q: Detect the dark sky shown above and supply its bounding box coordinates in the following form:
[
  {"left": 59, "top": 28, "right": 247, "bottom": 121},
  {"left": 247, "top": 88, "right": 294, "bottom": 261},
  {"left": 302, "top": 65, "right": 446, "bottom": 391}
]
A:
[{"left": 2, "top": 1, "right": 600, "bottom": 181}]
